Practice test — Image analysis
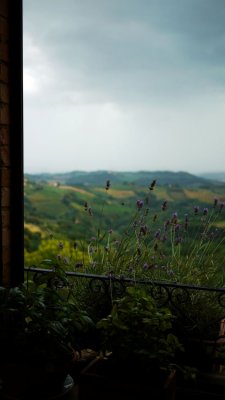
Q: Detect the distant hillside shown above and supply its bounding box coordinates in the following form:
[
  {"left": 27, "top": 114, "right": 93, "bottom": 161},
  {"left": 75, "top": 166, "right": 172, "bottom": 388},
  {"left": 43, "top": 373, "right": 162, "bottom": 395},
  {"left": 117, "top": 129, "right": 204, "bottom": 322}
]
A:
[
  {"left": 198, "top": 172, "right": 225, "bottom": 183},
  {"left": 24, "top": 174, "right": 225, "bottom": 262},
  {"left": 25, "top": 170, "right": 214, "bottom": 188}
]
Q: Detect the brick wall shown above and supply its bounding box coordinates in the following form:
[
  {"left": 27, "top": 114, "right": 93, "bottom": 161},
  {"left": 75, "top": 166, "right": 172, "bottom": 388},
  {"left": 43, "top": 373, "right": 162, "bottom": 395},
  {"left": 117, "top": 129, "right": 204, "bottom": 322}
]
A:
[{"left": 0, "top": 0, "right": 11, "bottom": 286}]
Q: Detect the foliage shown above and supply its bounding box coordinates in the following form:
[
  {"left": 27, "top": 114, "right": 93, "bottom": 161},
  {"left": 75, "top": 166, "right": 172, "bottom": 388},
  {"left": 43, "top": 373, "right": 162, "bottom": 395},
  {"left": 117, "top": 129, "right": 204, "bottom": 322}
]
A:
[
  {"left": 24, "top": 177, "right": 225, "bottom": 344},
  {"left": 23, "top": 176, "right": 225, "bottom": 377},
  {"left": 24, "top": 227, "right": 41, "bottom": 252},
  {"left": 24, "top": 178, "right": 225, "bottom": 288},
  {"left": 97, "top": 286, "right": 183, "bottom": 368},
  {"left": 0, "top": 265, "right": 96, "bottom": 365},
  {"left": 24, "top": 238, "right": 87, "bottom": 269},
  {"left": 171, "top": 290, "right": 225, "bottom": 341}
]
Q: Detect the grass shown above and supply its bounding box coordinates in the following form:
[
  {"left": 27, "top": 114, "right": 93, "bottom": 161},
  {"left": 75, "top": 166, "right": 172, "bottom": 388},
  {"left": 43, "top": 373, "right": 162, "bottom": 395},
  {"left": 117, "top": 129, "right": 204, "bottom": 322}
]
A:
[
  {"left": 93, "top": 188, "right": 136, "bottom": 198},
  {"left": 24, "top": 178, "right": 225, "bottom": 288},
  {"left": 184, "top": 188, "right": 225, "bottom": 203},
  {"left": 24, "top": 223, "right": 43, "bottom": 235},
  {"left": 59, "top": 185, "right": 95, "bottom": 197}
]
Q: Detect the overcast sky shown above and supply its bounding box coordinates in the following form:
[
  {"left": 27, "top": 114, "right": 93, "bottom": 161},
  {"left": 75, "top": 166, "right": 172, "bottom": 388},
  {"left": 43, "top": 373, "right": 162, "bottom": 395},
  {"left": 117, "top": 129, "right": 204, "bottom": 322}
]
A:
[{"left": 23, "top": 0, "right": 225, "bottom": 174}]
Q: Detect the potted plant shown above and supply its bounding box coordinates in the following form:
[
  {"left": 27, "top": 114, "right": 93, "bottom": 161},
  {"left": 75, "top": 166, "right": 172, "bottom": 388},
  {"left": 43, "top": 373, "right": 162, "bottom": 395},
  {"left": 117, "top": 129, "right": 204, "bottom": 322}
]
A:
[
  {"left": 171, "top": 289, "right": 225, "bottom": 374},
  {"left": 79, "top": 286, "right": 183, "bottom": 400},
  {"left": 0, "top": 265, "right": 96, "bottom": 398}
]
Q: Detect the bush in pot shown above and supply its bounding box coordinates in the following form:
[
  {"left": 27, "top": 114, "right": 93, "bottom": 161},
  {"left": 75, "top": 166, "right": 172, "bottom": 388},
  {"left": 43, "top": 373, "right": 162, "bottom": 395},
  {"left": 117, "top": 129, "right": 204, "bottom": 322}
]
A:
[
  {"left": 170, "top": 289, "right": 225, "bottom": 373},
  {"left": 79, "top": 286, "right": 183, "bottom": 400},
  {"left": 0, "top": 266, "right": 96, "bottom": 398}
]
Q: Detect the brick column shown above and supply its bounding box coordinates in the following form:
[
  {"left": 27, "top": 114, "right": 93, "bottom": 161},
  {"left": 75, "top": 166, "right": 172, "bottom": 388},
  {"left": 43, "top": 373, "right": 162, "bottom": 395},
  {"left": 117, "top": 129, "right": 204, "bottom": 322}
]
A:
[
  {"left": 0, "top": 0, "right": 11, "bottom": 286},
  {"left": 0, "top": 0, "right": 23, "bottom": 287}
]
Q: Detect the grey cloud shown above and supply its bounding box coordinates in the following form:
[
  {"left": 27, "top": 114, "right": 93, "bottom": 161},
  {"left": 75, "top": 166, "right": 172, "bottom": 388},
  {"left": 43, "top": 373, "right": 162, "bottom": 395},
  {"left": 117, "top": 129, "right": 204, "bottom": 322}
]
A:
[
  {"left": 24, "top": 0, "right": 225, "bottom": 107},
  {"left": 23, "top": 1, "right": 225, "bottom": 173}
]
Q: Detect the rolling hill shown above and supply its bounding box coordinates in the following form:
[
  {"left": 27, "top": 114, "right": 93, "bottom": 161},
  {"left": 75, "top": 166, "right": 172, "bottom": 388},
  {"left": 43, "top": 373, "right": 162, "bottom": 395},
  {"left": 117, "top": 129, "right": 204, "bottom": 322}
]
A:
[
  {"left": 24, "top": 170, "right": 225, "bottom": 250},
  {"left": 24, "top": 170, "right": 221, "bottom": 188}
]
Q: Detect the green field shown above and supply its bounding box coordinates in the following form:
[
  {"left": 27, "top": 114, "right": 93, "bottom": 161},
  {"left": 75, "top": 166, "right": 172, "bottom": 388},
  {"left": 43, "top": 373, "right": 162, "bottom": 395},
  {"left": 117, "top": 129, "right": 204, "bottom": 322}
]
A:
[
  {"left": 24, "top": 171, "right": 225, "bottom": 287},
  {"left": 24, "top": 174, "right": 225, "bottom": 240}
]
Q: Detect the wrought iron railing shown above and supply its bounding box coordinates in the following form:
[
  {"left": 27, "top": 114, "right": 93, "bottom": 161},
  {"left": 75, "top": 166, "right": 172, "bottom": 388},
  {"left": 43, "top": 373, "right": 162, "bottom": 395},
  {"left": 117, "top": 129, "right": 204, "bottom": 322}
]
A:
[
  {"left": 24, "top": 266, "right": 225, "bottom": 306},
  {"left": 24, "top": 266, "right": 225, "bottom": 370}
]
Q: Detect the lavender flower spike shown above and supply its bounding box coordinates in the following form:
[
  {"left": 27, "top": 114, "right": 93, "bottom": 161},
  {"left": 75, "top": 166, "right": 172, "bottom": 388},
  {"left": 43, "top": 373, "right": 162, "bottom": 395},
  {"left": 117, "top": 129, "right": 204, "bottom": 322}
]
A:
[
  {"left": 105, "top": 180, "right": 111, "bottom": 190},
  {"left": 136, "top": 200, "right": 144, "bottom": 209},
  {"left": 193, "top": 206, "right": 200, "bottom": 215}
]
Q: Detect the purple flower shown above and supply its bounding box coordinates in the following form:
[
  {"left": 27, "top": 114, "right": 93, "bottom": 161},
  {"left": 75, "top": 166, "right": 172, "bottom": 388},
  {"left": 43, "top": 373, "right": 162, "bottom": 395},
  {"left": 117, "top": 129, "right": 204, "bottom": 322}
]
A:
[
  {"left": 171, "top": 212, "right": 178, "bottom": 224},
  {"left": 203, "top": 207, "right": 208, "bottom": 215},
  {"left": 143, "top": 263, "right": 149, "bottom": 270},
  {"left": 161, "top": 201, "right": 168, "bottom": 211},
  {"left": 105, "top": 180, "right": 111, "bottom": 190},
  {"left": 140, "top": 225, "right": 148, "bottom": 236},
  {"left": 175, "top": 237, "right": 182, "bottom": 245},
  {"left": 75, "top": 262, "right": 83, "bottom": 268},
  {"left": 154, "top": 229, "right": 161, "bottom": 239},
  {"left": 214, "top": 198, "right": 219, "bottom": 208},
  {"left": 136, "top": 200, "right": 144, "bottom": 209},
  {"left": 108, "top": 271, "right": 115, "bottom": 278},
  {"left": 58, "top": 241, "right": 63, "bottom": 249},
  {"left": 219, "top": 202, "right": 225, "bottom": 212},
  {"left": 193, "top": 206, "right": 200, "bottom": 215},
  {"left": 167, "top": 269, "right": 175, "bottom": 277},
  {"left": 164, "top": 220, "right": 170, "bottom": 231},
  {"left": 149, "top": 179, "right": 156, "bottom": 191}
]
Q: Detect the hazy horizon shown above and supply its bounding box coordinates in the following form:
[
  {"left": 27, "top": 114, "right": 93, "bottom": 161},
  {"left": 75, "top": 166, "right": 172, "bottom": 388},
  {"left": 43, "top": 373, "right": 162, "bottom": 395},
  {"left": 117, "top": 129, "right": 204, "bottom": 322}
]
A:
[
  {"left": 24, "top": 1, "right": 225, "bottom": 174},
  {"left": 24, "top": 167, "right": 225, "bottom": 177}
]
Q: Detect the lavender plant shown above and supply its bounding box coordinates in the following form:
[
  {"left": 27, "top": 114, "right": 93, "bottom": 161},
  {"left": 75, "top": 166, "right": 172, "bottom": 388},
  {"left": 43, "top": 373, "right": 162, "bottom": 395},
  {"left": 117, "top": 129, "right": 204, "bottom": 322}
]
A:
[
  {"left": 24, "top": 180, "right": 225, "bottom": 339},
  {"left": 25, "top": 179, "right": 225, "bottom": 287},
  {"left": 77, "top": 180, "right": 225, "bottom": 287}
]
